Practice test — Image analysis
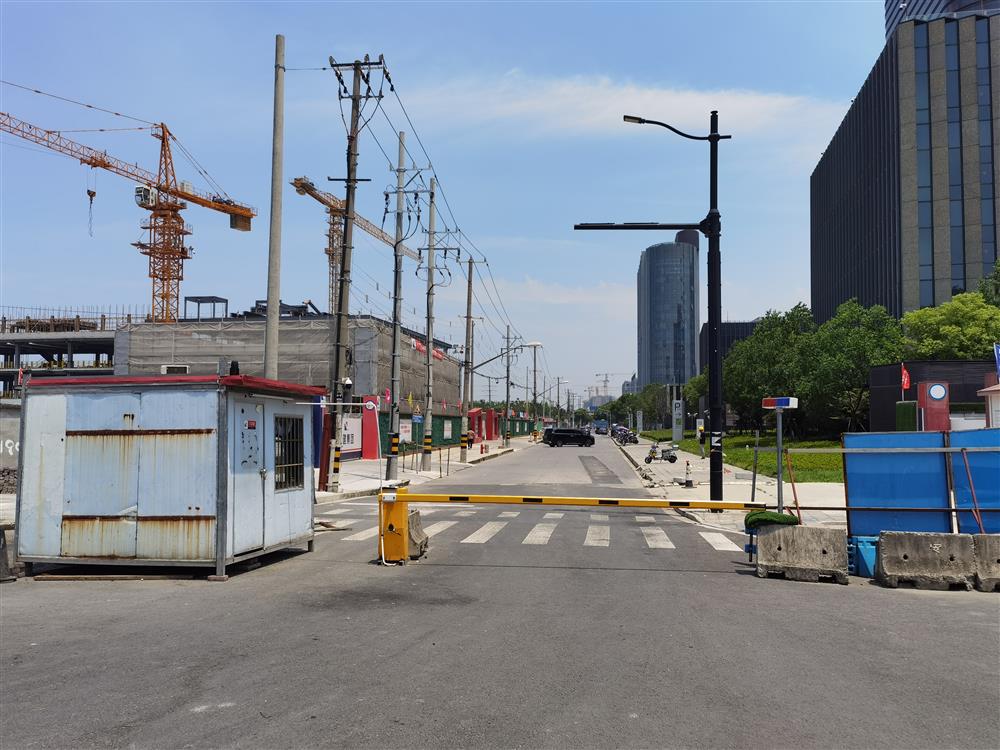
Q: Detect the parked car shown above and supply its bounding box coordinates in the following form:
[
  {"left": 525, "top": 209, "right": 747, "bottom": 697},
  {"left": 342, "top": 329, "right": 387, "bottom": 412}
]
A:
[{"left": 544, "top": 428, "right": 595, "bottom": 447}]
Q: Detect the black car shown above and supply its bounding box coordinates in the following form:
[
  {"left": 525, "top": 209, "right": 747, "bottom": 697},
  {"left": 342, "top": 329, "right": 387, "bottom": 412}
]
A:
[{"left": 544, "top": 428, "right": 595, "bottom": 447}]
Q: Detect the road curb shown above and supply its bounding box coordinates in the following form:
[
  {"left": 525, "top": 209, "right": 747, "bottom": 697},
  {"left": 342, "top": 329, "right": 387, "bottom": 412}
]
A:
[
  {"left": 316, "top": 480, "right": 410, "bottom": 503},
  {"left": 468, "top": 447, "right": 514, "bottom": 465}
]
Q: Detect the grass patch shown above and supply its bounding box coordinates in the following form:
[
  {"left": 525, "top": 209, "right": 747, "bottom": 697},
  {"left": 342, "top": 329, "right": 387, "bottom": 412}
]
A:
[{"left": 639, "top": 431, "right": 843, "bottom": 483}]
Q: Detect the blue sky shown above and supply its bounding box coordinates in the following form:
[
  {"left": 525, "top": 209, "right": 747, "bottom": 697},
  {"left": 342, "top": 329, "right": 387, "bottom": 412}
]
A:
[{"left": 1, "top": 0, "right": 885, "bottom": 401}]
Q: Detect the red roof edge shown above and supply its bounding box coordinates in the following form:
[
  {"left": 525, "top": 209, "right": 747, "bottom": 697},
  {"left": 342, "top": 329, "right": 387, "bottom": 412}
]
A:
[
  {"left": 219, "top": 375, "right": 327, "bottom": 398},
  {"left": 29, "top": 374, "right": 327, "bottom": 398}
]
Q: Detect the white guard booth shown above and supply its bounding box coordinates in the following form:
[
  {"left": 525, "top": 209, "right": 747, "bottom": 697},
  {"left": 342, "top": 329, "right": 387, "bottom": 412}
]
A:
[{"left": 16, "top": 374, "right": 325, "bottom": 578}]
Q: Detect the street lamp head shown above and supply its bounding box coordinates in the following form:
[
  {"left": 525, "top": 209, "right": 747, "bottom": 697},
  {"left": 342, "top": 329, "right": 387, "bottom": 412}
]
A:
[
  {"left": 623, "top": 115, "right": 646, "bottom": 125},
  {"left": 525, "top": 341, "right": 543, "bottom": 347}
]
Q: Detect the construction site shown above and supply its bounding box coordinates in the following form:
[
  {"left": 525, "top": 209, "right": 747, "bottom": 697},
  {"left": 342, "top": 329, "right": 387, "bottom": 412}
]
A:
[{"left": 0, "top": 50, "right": 543, "bottom": 488}]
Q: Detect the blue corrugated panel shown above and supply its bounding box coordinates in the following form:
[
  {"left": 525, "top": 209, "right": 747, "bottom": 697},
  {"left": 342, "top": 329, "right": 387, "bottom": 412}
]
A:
[
  {"left": 844, "top": 431, "right": 950, "bottom": 535},
  {"left": 949, "top": 428, "right": 1000, "bottom": 534}
]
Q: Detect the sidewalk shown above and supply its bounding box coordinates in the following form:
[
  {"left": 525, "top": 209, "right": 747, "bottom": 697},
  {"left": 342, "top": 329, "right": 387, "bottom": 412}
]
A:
[
  {"left": 617, "top": 438, "right": 847, "bottom": 533},
  {"left": 315, "top": 435, "right": 534, "bottom": 502}
]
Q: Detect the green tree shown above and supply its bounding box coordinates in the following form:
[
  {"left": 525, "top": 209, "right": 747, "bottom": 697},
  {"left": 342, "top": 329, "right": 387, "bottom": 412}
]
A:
[
  {"left": 683, "top": 371, "right": 708, "bottom": 406},
  {"left": 804, "top": 300, "right": 903, "bottom": 431},
  {"left": 722, "top": 303, "right": 815, "bottom": 433},
  {"left": 978, "top": 259, "right": 1000, "bottom": 307},
  {"left": 574, "top": 408, "right": 592, "bottom": 424},
  {"left": 902, "top": 292, "right": 1000, "bottom": 360}
]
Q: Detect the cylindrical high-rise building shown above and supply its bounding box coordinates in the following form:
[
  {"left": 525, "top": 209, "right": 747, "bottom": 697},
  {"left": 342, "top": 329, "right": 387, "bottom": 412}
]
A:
[{"left": 636, "top": 230, "right": 700, "bottom": 389}]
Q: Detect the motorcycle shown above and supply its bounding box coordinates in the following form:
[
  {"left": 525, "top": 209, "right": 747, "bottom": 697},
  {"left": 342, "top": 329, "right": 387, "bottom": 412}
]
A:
[{"left": 644, "top": 442, "right": 678, "bottom": 464}]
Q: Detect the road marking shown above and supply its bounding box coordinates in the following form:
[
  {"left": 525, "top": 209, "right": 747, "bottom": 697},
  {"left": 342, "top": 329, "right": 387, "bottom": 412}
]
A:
[
  {"left": 316, "top": 517, "right": 362, "bottom": 527},
  {"left": 498, "top": 511, "right": 520, "bottom": 518},
  {"left": 640, "top": 526, "right": 675, "bottom": 549},
  {"left": 423, "top": 521, "right": 458, "bottom": 537},
  {"left": 454, "top": 510, "right": 477, "bottom": 517},
  {"left": 317, "top": 508, "right": 353, "bottom": 516},
  {"left": 634, "top": 515, "right": 656, "bottom": 523},
  {"left": 590, "top": 513, "right": 609, "bottom": 521},
  {"left": 584, "top": 525, "right": 610, "bottom": 547},
  {"left": 342, "top": 525, "right": 380, "bottom": 541},
  {"left": 543, "top": 512, "right": 564, "bottom": 519},
  {"left": 460, "top": 522, "right": 507, "bottom": 544},
  {"left": 699, "top": 532, "right": 742, "bottom": 551},
  {"left": 522, "top": 522, "right": 558, "bottom": 545}
]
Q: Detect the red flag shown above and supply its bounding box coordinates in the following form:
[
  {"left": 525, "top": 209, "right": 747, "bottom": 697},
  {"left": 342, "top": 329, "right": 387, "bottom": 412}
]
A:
[{"left": 901, "top": 363, "right": 911, "bottom": 391}]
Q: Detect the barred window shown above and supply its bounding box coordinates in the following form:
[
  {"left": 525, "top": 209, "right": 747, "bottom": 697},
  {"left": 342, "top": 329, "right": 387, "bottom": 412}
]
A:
[{"left": 274, "top": 416, "right": 304, "bottom": 490}]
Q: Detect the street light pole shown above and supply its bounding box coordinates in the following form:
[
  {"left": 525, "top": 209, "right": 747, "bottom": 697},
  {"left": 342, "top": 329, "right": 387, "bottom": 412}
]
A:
[{"left": 574, "top": 110, "right": 730, "bottom": 502}]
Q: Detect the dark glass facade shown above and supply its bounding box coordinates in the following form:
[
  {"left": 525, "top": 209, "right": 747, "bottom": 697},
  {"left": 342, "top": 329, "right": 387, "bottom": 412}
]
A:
[
  {"left": 811, "top": 12, "right": 999, "bottom": 323},
  {"left": 698, "top": 321, "right": 758, "bottom": 375},
  {"left": 978, "top": 17, "right": 998, "bottom": 275},
  {"left": 886, "top": 0, "right": 1000, "bottom": 38},
  {"left": 636, "top": 232, "right": 699, "bottom": 388},
  {"left": 810, "top": 37, "right": 901, "bottom": 322}
]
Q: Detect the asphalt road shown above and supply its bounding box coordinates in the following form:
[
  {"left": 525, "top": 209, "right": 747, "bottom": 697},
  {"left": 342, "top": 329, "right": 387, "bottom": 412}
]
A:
[{"left": 1, "top": 436, "right": 998, "bottom": 749}]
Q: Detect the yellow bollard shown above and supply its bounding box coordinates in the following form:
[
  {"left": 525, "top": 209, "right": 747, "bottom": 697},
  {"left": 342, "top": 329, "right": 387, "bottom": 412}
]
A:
[{"left": 379, "top": 487, "right": 410, "bottom": 562}]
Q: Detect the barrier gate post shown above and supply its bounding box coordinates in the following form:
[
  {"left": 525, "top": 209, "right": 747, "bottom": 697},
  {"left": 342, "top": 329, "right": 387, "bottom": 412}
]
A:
[{"left": 379, "top": 487, "right": 410, "bottom": 561}]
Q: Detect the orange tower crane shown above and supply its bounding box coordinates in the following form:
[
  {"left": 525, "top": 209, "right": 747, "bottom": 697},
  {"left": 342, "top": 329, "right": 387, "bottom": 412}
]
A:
[{"left": 0, "top": 112, "right": 256, "bottom": 322}]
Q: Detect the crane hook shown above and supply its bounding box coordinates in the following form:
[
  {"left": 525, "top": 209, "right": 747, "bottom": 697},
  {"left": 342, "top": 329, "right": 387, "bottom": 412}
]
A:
[{"left": 86, "top": 189, "right": 97, "bottom": 237}]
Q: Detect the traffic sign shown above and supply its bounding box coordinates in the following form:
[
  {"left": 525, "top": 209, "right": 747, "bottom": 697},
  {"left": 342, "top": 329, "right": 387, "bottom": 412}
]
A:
[{"left": 762, "top": 396, "right": 798, "bottom": 409}]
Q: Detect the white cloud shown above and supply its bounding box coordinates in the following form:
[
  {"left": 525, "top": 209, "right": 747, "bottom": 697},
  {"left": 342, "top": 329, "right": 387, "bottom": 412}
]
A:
[{"left": 404, "top": 71, "right": 848, "bottom": 146}]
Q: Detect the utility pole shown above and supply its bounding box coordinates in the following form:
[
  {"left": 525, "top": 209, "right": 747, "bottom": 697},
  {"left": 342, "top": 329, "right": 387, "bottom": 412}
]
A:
[
  {"left": 421, "top": 178, "right": 436, "bottom": 471},
  {"left": 386, "top": 131, "right": 406, "bottom": 480},
  {"left": 263, "top": 33, "right": 284, "bottom": 380},
  {"left": 555, "top": 377, "right": 564, "bottom": 427},
  {"left": 532, "top": 346, "right": 539, "bottom": 434},
  {"left": 460, "top": 256, "right": 473, "bottom": 462},
  {"left": 575, "top": 110, "right": 730, "bottom": 501},
  {"left": 327, "top": 60, "right": 363, "bottom": 492},
  {"left": 504, "top": 324, "right": 512, "bottom": 448}
]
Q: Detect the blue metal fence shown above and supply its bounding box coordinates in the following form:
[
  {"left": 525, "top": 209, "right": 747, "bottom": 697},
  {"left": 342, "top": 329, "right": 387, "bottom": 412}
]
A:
[
  {"left": 843, "top": 431, "right": 951, "bottom": 535},
  {"left": 949, "top": 428, "right": 1000, "bottom": 534}
]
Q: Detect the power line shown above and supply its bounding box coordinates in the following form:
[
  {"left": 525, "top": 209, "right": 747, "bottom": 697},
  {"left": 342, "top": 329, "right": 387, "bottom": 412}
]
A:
[{"left": 1, "top": 80, "right": 156, "bottom": 125}]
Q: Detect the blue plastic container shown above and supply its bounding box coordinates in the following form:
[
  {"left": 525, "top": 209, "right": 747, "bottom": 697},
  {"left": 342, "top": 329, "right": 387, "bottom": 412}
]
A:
[{"left": 848, "top": 535, "right": 879, "bottom": 577}]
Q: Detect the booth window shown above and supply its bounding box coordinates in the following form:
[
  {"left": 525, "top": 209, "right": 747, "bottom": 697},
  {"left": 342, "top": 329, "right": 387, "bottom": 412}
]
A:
[{"left": 274, "top": 416, "right": 304, "bottom": 490}]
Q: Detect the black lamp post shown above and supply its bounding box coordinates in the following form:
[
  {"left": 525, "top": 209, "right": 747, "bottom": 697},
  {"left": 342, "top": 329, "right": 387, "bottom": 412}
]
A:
[{"left": 575, "top": 111, "right": 730, "bottom": 502}]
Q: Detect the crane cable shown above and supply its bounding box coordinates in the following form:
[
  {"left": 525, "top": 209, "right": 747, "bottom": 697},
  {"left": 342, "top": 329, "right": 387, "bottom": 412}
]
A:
[{"left": 0, "top": 80, "right": 156, "bottom": 125}]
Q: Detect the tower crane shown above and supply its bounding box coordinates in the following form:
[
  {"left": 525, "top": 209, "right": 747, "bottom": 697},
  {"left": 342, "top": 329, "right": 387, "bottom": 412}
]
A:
[
  {"left": 0, "top": 112, "right": 256, "bottom": 323},
  {"left": 290, "top": 176, "right": 419, "bottom": 316}
]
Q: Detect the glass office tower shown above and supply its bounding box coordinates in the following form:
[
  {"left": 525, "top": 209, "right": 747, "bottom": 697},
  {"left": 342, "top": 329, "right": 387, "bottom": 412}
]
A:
[{"left": 636, "top": 231, "right": 699, "bottom": 389}]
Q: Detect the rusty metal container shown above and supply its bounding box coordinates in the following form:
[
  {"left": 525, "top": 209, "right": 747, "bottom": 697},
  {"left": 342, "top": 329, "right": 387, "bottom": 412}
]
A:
[{"left": 15, "top": 375, "right": 325, "bottom": 576}]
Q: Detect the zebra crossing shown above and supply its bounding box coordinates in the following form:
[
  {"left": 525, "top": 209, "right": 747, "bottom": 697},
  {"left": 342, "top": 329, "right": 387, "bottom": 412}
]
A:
[{"left": 314, "top": 503, "right": 746, "bottom": 552}]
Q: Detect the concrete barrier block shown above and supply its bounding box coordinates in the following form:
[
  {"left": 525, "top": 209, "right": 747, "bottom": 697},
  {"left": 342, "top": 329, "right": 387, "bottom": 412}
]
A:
[
  {"left": 973, "top": 534, "right": 1000, "bottom": 593},
  {"left": 408, "top": 510, "right": 428, "bottom": 560},
  {"left": 755, "top": 525, "right": 848, "bottom": 585},
  {"left": 876, "top": 532, "right": 975, "bottom": 591}
]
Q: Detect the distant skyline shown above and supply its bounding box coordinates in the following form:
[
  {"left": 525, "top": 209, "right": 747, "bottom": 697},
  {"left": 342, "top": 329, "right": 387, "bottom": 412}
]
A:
[{"left": 0, "top": 1, "right": 886, "bottom": 398}]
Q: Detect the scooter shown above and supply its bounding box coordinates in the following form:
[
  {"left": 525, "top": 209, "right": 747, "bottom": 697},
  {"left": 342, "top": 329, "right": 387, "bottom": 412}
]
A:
[{"left": 644, "top": 442, "right": 678, "bottom": 464}]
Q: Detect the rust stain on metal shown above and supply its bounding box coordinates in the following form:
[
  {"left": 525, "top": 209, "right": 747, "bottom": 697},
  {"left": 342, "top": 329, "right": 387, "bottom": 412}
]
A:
[
  {"left": 66, "top": 429, "right": 215, "bottom": 437},
  {"left": 137, "top": 516, "right": 215, "bottom": 560},
  {"left": 60, "top": 515, "right": 215, "bottom": 560},
  {"left": 61, "top": 516, "right": 136, "bottom": 558}
]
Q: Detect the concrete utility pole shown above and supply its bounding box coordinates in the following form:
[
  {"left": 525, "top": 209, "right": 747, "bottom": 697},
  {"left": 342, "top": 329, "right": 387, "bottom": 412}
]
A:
[
  {"left": 532, "top": 346, "right": 539, "bottom": 433},
  {"left": 555, "top": 377, "right": 565, "bottom": 427},
  {"left": 421, "top": 178, "right": 436, "bottom": 472},
  {"left": 504, "top": 324, "right": 511, "bottom": 448},
  {"left": 327, "top": 60, "right": 363, "bottom": 492},
  {"left": 460, "top": 257, "right": 473, "bottom": 462},
  {"left": 263, "top": 33, "right": 285, "bottom": 380},
  {"left": 386, "top": 131, "right": 406, "bottom": 481}
]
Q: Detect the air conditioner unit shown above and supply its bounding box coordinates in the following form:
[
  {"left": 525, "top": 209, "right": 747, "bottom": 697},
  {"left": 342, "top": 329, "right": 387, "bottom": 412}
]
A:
[{"left": 160, "top": 364, "right": 189, "bottom": 375}]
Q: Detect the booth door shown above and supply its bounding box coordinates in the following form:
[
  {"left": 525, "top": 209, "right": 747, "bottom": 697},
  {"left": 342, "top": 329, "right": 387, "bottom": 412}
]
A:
[{"left": 232, "top": 399, "right": 265, "bottom": 554}]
